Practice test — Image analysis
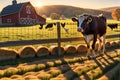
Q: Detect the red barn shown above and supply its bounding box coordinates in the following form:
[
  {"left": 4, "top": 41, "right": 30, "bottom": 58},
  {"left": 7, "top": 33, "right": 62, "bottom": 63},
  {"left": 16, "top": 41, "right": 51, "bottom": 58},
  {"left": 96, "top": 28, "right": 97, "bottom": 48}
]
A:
[{"left": 0, "top": 0, "right": 46, "bottom": 26}]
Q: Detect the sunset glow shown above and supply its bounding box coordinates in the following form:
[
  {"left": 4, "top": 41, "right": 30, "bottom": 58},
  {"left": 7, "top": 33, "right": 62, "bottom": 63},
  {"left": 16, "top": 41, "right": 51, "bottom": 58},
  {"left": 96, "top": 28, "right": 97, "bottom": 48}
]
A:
[{"left": 35, "top": 2, "right": 43, "bottom": 7}]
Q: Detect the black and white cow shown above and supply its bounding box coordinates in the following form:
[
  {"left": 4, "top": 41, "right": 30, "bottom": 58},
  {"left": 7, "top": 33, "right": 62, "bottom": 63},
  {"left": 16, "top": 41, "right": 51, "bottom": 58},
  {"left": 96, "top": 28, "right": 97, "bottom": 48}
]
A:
[{"left": 72, "top": 14, "right": 107, "bottom": 58}]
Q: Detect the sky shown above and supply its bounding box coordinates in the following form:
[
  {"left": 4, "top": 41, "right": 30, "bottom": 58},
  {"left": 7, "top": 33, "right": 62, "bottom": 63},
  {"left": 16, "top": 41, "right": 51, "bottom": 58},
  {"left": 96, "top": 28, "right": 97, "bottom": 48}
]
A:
[{"left": 0, "top": 0, "right": 120, "bottom": 11}]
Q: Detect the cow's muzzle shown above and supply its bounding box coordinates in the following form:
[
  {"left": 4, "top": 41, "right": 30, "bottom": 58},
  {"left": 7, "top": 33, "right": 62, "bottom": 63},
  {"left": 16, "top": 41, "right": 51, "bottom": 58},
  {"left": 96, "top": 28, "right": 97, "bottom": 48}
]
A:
[{"left": 77, "top": 28, "right": 84, "bottom": 32}]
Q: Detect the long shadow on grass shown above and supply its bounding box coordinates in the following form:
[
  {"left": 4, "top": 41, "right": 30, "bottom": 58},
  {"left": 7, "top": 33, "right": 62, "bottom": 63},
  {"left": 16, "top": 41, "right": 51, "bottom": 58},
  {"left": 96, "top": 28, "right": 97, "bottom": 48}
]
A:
[
  {"left": 54, "top": 56, "right": 80, "bottom": 80},
  {"left": 92, "top": 51, "right": 120, "bottom": 80}
]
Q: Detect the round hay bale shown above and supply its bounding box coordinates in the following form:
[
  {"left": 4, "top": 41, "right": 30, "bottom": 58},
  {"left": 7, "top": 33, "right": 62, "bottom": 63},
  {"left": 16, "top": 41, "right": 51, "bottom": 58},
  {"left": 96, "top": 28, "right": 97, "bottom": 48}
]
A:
[
  {"left": 110, "top": 41, "right": 117, "bottom": 47},
  {"left": 105, "top": 41, "right": 111, "bottom": 48},
  {"left": 10, "top": 75, "right": 22, "bottom": 79},
  {"left": 0, "top": 77, "right": 13, "bottom": 80},
  {"left": 115, "top": 40, "right": 120, "bottom": 46},
  {"left": 24, "top": 75, "right": 39, "bottom": 80},
  {"left": 76, "top": 44, "right": 88, "bottom": 53},
  {"left": 64, "top": 45, "right": 76, "bottom": 54},
  {"left": 0, "top": 48, "right": 18, "bottom": 61},
  {"left": 49, "top": 46, "right": 65, "bottom": 55},
  {"left": 36, "top": 46, "right": 50, "bottom": 57},
  {"left": 18, "top": 45, "right": 36, "bottom": 58}
]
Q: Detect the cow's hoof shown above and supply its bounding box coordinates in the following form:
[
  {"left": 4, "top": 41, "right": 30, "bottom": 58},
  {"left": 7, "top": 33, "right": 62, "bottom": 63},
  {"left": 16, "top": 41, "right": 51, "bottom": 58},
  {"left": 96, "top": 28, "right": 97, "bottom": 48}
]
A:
[
  {"left": 92, "top": 56, "right": 96, "bottom": 59},
  {"left": 87, "top": 55, "right": 91, "bottom": 60}
]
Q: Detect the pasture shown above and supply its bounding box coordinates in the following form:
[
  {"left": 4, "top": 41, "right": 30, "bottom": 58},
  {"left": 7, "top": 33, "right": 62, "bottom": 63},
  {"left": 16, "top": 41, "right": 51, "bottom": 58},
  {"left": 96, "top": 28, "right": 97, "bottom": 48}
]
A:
[
  {"left": 0, "top": 19, "right": 119, "bottom": 80},
  {"left": 0, "top": 19, "right": 120, "bottom": 49}
]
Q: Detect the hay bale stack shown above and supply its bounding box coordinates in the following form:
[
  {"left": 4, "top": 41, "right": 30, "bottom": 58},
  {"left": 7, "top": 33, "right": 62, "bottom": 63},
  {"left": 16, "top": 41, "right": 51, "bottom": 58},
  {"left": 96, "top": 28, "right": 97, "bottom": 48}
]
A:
[
  {"left": 36, "top": 46, "right": 50, "bottom": 57},
  {"left": 76, "top": 44, "right": 88, "bottom": 53},
  {"left": 105, "top": 41, "right": 111, "bottom": 48},
  {"left": 0, "top": 48, "right": 18, "bottom": 61},
  {"left": 49, "top": 46, "right": 65, "bottom": 55},
  {"left": 110, "top": 41, "right": 117, "bottom": 47},
  {"left": 18, "top": 45, "right": 36, "bottom": 58},
  {"left": 64, "top": 45, "right": 76, "bottom": 54}
]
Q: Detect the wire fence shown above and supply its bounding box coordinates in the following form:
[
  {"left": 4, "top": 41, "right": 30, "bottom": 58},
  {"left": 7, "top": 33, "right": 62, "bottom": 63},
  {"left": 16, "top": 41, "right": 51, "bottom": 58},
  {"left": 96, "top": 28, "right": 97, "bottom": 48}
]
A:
[{"left": 0, "top": 22, "right": 120, "bottom": 47}]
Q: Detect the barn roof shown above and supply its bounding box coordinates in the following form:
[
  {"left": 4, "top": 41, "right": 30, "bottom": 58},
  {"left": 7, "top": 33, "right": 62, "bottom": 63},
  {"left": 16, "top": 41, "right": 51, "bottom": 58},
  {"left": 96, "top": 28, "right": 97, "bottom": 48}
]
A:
[{"left": 0, "top": 2, "right": 29, "bottom": 16}]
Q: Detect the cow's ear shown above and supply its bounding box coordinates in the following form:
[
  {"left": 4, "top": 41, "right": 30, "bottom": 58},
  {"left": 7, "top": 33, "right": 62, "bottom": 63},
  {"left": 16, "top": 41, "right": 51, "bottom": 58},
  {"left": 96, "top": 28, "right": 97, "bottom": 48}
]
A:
[
  {"left": 72, "top": 18, "right": 78, "bottom": 22},
  {"left": 87, "top": 17, "right": 92, "bottom": 23}
]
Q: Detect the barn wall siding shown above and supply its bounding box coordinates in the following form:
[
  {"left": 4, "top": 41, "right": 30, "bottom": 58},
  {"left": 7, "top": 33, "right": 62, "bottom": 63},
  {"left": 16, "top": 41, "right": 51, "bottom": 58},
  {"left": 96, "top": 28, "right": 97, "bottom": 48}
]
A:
[
  {"left": 0, "top": 2, "right": 46, "bottom": 26},
  {"left": 2, "top": 13, "right": 19, "bottom": 25},
  {"left": 19, "top": 3, "right": 38, "bottom": 25}
]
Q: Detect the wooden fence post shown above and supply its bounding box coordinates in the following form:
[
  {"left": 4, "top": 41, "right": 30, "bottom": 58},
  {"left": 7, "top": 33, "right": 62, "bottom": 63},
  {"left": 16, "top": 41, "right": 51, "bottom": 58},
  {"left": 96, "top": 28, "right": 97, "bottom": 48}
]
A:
[{"left": 57, "top": 22, "right": 61, "bottom": 57}]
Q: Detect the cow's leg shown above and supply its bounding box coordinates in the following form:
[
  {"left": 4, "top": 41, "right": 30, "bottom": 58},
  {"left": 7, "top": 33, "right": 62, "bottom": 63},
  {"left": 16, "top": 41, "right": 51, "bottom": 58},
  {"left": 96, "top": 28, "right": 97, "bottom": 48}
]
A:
[
  {"left": 92, "top": 34, "right": 97, "bottom": 58},
  {"left": 84, "top": 35, "right": 93, "bottom": 56},
  {"left": 86, "top": 41, "right": 91, "bottom": 56},
  {"left": 97, "top": 37, "right": 102, "bottom": 53},
  {"left": 102, "top": 34, "right": 106, "bottom": 53}
]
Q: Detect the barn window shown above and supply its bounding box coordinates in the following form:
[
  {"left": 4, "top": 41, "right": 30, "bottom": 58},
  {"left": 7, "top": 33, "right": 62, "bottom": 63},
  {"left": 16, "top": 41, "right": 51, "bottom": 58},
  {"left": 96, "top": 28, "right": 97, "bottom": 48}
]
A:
[
  {"left": 7, "top": 19, "right": 11, "bottom": 23},
  {"left": 26, "top": 6, "right": 31, "bottom": 14}
]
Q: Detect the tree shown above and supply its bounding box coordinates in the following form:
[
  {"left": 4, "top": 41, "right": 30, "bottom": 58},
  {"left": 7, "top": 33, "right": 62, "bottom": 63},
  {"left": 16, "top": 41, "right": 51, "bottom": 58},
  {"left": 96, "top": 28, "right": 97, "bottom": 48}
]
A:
[
  {"left": 60, "top": 15, "right": 66, "bottom": 20},
  {"left": 112, "top": 8, "right": 120, "bottom": 21},
  {"left": 50, "top": 13, "right": 60, "bottom": 20}
]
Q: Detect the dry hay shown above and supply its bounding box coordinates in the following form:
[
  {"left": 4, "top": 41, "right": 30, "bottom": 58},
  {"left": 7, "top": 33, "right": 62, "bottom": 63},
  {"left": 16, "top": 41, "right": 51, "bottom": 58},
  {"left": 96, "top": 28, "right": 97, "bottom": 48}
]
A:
[
  {"left": 36, "top": 71, "right": 51, "bottom": 79},
  {"left": 64, "top": 45, "right": 77, "bottom": 54},
  {"left": 36, "top": 46, "right": 50, "bottom": 57},
  {"left": 18, "top": 45, "right": 36, "bottom": 58},
  {"left": 98, "top": 64, "right": 120, "bottom": 80},
  {"left": 76, "top": 44, "right": 88, "bottom": 53},
  {"left": 23, "top": 75, "right": 39, "bottom": 80},
  {"left": 0, "top": 77, "right": 13, "bottom": 80},
  {"left": 10, "top": 75, "right": 22, "bottom": 79},
  {"left": 105, "top": 41, "right": 111, "bottom": 48},
  {"left": 23, "top": 72, "right": 36, "bottom": 77},
  {"left": 49, "top": 46, "right": 65, "bottom": 55},
  {"left": 50, "top": 78, "right": 66, "bottom": 80},
  {"left": 0, "top": 48, "right": 18, "bottom": 61},
  {"left": 110, "top": 41, "right": 117, "bottom": 47},
  {"left": 115, "top": 40, "right": 120, "bottom": 46}
]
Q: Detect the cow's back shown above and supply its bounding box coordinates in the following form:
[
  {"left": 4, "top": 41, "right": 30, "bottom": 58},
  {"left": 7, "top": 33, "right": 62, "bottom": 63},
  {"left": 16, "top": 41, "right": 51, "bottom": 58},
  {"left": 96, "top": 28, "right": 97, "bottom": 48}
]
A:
[{"left": 96, "top": 16, "right": 106, "bottom": 36}]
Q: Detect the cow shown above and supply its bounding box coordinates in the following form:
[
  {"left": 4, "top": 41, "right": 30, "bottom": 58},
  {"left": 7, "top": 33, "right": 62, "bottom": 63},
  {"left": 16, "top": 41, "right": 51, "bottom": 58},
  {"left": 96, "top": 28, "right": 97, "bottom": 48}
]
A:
[
  {"left": 72, "top": 14, "right": 107, "bottom": 58},
  {"left": 61, "top": 22, "right": 69, "bottom": 32},
  {"left": 107, "top": 24, "right": 118, "bottom": 30},
  {"left": 45, "top": 23, "right": 56, "bottom": 29},
  {"left": 39, "top": 24, "right": 44, "bottom": 29}
]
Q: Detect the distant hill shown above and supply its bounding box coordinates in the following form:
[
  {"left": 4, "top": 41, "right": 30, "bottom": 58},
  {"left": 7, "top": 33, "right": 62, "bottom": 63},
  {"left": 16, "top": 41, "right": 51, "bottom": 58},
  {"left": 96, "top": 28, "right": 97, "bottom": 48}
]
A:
[
  {"left": 35, "top": 5, "right": 112, "bottom": 19},
  {"left": 100, "top": 6, "right": 120, "bottom": 12}
]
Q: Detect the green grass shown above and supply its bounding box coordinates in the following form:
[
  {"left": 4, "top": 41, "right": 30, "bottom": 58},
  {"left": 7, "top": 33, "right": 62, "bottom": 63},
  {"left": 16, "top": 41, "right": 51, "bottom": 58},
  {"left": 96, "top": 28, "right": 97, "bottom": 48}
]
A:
[{"left": 0, "top": 19, "right": 120, "bottom": 50}]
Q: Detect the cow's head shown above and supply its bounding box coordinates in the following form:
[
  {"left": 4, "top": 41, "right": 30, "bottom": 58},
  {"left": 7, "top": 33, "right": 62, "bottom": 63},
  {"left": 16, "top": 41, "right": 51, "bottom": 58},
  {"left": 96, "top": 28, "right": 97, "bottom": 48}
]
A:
[{"left": 72, "top": 14, "right": 92, "bottom": 32}]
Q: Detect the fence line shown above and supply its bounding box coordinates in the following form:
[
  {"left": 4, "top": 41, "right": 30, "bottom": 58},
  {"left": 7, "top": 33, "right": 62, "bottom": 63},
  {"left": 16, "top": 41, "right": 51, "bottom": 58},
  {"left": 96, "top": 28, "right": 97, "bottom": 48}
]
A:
[{"left": 0, "top": 22, "right": 119, "bottom": 47}]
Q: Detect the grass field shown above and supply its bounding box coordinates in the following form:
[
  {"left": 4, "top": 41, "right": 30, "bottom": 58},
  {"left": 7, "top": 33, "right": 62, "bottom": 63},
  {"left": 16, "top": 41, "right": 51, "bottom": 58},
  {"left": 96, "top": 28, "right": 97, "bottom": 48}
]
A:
[{"left": 0, "top": 19, "right": 120, "bottom": 49}]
